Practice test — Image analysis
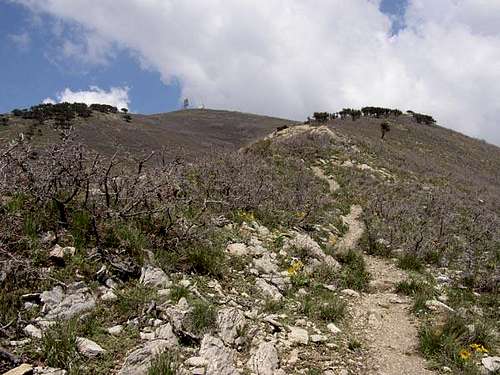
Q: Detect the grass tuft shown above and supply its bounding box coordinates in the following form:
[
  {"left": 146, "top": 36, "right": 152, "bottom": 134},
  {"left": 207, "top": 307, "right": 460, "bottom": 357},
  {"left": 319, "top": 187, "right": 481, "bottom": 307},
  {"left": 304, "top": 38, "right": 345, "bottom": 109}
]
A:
[
  {"left": 148, "top": 351, "right": 178, "bottom": 375},
  {"left": 397, "top": 253, "right": 424, "bottom": 272},
  {"left": 42, "top": 320, "right": 80, "bottom": 370},
  {"left": 169, "top": 285, "right": 190, "bottom": 303},
  {"left": 185, "top": 299, "right": 217, "bottom": 335},
  {"left": 337, "top": 249, "right": 371, "bottom": 291}
]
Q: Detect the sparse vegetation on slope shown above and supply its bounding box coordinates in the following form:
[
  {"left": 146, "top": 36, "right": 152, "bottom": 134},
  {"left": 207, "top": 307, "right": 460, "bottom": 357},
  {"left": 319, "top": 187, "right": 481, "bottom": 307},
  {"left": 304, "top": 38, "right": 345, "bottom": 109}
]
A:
[{"left": 0, "top": 106, "right": 498, "bottom": 374}]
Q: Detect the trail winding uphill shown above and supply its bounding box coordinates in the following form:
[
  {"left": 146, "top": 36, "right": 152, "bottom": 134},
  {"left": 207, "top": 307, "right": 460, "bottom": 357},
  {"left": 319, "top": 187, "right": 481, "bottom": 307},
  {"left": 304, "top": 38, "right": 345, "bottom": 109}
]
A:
[
  {"left": 353, "top": 256, "right": 435, "bottom": 375},
  {"left": 337, "top": 202, "right": 434, "bottom": 375}
]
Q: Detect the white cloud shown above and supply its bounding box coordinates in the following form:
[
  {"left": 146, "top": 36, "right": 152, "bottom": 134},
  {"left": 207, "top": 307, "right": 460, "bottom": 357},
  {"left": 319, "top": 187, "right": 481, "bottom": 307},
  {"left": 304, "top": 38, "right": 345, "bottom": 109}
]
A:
[
  {"left": 44, "top": 86, "right": 130, "bottom": 109},
  {"left": 14, "top": 0, "right": 500, "bottom": 145},
  {"left": 8, "top": 32, "right": 31, "bottom": 51}
]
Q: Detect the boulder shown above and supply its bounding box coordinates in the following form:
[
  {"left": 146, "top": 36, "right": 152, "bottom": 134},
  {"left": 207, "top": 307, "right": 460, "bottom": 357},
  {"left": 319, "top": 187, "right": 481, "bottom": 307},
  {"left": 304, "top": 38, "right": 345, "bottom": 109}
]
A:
[
  {"left": 327, "top": 323, "right": 341, "bottom": 334},
  {"left": 40, "top": 284, "right": 96, "bottom": 321},
  {"left": 24, "top": 324, "right": 42, "bottom": 339},
  {"left": 226, "top": 243, "right": 249, "bottom": 257},
  {"left": 107, "top": 325, "right": 124, "bottom": 336},
  {"left": 287, "top": 326, "right": 309, "bottom": 345},
  {"left": 49, "top": 245, "right": 76, "bottom": 264},
  {"left": 248, "top": 341, "right": 279, "bottom": 375},
  {"left": 285, "top": 233, "right": 340, "bottom": 270},
  {"left": 118, "top": 339, "right": 176, "bottom": 375},
  {"left": 199, "top": 335, "right": 238, "bottom": 375},
  {"left": 76, "top": 337, "right": 106, "bottom": 358},
  {"left": 139, "top": 266, "right": 170, "bottom": 288},
  {"left": 482, "top": 357, "right": 500, "bottom": 372},
  {"left": 341, "top": 289, "right": 360, "bottom": 298},
  {"left": 162, "top": 298, "right": 191, "bottom": 332},
  {"left": 217, "top": 308, "right": 246, "bottom": 345},
  {"left": 425, "top": 300, "right": 455, "bottom": 313},
  {"left": 253, "top": 254, "right": 279, "bottom": 275},
  {"left": 154, "top": 323, "right": 178, "bottom": 346},
  {"left": 185, "top": 356, "right": 208, "bottom": 367},
  {"left": 33, "top": 368, "right": 67, "bottom": 375},
  {"left": 310, "top": 334, "right": 327, "bottom": 343},
  {"left": 100, "top": 289, "right": 118, "bottom": 302},
  {"left": 256, "top": 278, "right": 282, "bottom": 301}
]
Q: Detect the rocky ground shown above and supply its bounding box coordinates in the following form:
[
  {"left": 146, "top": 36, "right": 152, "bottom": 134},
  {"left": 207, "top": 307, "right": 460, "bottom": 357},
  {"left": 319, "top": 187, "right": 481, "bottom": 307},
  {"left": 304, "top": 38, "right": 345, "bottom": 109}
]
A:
[{"left": 2, "top": 126, "right": 498, "bottom": 375}]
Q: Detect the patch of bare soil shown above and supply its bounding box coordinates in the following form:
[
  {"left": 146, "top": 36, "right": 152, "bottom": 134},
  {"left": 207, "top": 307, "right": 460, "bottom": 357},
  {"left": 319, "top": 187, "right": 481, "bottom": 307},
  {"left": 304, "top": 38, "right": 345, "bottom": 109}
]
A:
[
  {"left": 336, "top": 205, "right": 365, "bottom": 253},
  {"left": 351, "top": 256, "right": 435, "bottom": 375},
  {"left": 312, "top": 165, "right": 340, "bottom": 193}
]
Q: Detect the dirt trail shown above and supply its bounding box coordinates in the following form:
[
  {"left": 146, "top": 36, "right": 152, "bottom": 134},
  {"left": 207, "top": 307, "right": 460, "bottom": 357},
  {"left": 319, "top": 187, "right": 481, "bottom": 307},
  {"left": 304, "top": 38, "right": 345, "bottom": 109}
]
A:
[
  {"left": 336, "top": 204, "right": 365, "bottom": 253},
  {"left": 340, "top": 204, "right": 434, "bottom": 375},
  {"left": 352, "top": 256, "right": 435, "bottom": 375},
  {"left": 312, "top": 165, "right": 340, "bottom": 193}
]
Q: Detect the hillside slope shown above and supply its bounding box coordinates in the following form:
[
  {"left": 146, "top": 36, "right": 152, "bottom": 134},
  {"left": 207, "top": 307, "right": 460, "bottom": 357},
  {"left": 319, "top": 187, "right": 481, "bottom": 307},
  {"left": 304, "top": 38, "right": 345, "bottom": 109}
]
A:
[
  {"left": 0, "top": 107, "right": 499, "bottom": 375},
  {"left": 329, "top": 114, "right": 500, "bottom": 210},
  {"left": 0, "top": 108, "right": 294, "bottom": 156}
]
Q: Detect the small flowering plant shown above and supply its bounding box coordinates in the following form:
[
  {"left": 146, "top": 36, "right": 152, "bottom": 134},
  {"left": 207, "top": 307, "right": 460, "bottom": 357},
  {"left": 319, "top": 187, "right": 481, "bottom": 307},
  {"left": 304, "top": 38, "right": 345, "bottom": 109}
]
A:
[
  {"left": 458, "top": 349, "right": 471, "bottom": 361},
  {"left": 458, "top": 343, "right": 489, "bottom": 363},
  {"left": 469, "top": 343, "right": 488, "bottom": 354},
  {"left": 287, "top": 258, "right": 304, "bottom": 276}
]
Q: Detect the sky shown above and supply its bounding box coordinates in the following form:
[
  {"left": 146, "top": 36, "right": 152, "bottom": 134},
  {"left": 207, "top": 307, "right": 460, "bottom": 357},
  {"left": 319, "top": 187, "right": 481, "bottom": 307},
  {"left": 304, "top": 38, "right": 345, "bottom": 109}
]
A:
[{"left": 1, "top": 0, "right": 499, "bottom": 145}]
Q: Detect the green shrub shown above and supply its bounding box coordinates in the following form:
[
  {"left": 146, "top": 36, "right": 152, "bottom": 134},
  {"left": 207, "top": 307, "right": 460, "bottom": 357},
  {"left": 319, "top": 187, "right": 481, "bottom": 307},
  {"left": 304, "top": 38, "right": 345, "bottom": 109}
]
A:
[
  {"left": 262, "top": 298, "right": 285, "bottom": 314},
  {"left": 419, "top": 316, "right": 489, "bottom": 374},
  {"left": 348, "top": 338, "right": 362, "bottom": 351},
  {"left": 397, "top": 253, "right": 424, "bottom": 272},
  {"left": 70, "top": 210, "right": 93, "bottom": 249},
  {"left": 157, "top": 236, "right": 225, "bottom": 278},
  {"left": 301, "top": 289, "right": 346, "bottom": 323},
  {"left": 311, "top": 263, "right": 338, "bottom": 285},
  {"left": 318, "top": 297, "right": 347, "bottom": 322},
  {"left": 115, "top": 284, "right": 156, "bottom": 320},
  {"left": 395, "top": 278, "right": 431, "bottom": 296}
]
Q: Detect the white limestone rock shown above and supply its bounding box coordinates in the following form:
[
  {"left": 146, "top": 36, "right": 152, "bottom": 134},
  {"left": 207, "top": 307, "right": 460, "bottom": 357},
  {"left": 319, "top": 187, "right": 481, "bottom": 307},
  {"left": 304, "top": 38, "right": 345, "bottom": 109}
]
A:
[
  {"left": 287, "top": 326, "right": 309, "bottom": 345},
  {"left": 248, "top": 341, "right": 279, "bottom": 375},
  {"left": 139, "top": 266, "right": 170, "bottom": 288},
  {"left": 76, "top": 337, "right": 106, "bottom": 358},
  {"left": 217, "top": 307, "right": 246, "bottom": 345},
  {"left": 199, "top": 335, "right": 238, "bottom": 375}
]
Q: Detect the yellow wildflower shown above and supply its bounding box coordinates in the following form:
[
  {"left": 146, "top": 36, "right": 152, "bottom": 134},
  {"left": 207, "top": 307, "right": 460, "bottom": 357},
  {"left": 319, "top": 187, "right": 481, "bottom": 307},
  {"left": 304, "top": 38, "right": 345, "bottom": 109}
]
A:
[
  {"left": 470, "top": 343, "right": 488, "bottom": 353},
  {"left": 459, "top": 349, "right": 471, "bottom": 361},
  {"left": 287, "top": 259, "right": 304, "bottom": 276},
  {"left": 328, "top": 234, "right": 337, "bottom": 246}
]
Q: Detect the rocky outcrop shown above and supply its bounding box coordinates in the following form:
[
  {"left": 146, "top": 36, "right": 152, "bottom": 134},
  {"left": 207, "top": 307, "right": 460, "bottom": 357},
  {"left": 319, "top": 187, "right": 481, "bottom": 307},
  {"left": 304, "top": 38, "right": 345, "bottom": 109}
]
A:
[
  {"left": 285, "top": 232, "right": 340, "bottom": 271},
  {"left": 256, "top": 278, "right": 283, "bottom": 301},
  {"left": 139, "top": 266, "right": 170, "bottom": 288},
  {"left": 39, "top": 283, "right": 96, "bottom": 321},
  {"left": 199, "top": 335, "right": 238, "bottom": 375},
  {"left": 248, "top": 341, "right": 280, "bottom": 375},
  {"left": 118, "top": 339, "right": 177, "bottom": 375},
  {"left": 217, "top": 307, "right": 246, "bottom": 345}
]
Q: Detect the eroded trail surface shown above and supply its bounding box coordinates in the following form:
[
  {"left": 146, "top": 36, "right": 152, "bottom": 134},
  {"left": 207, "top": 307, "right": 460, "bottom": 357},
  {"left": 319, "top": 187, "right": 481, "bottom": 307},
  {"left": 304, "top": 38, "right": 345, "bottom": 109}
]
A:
[
  {"left": 352, "top": 256, "right": 434, "bottom": 375},
  {"left": 340, "top": 205, "right": 434, "bottom": 375},
  {"left": 336, "top": 205, "right": 364, "bottom": 253}
]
